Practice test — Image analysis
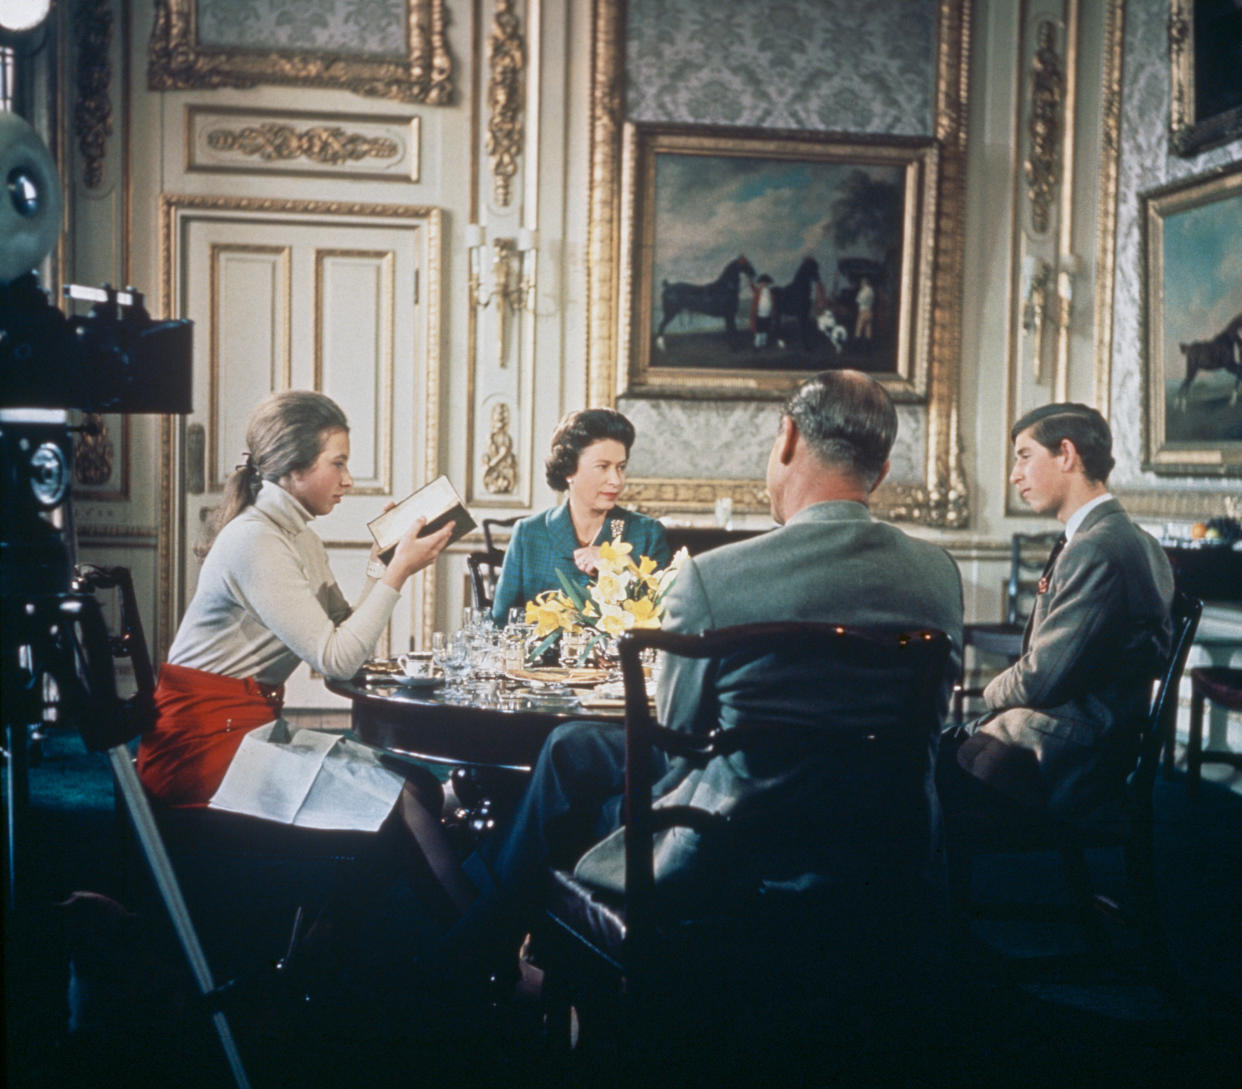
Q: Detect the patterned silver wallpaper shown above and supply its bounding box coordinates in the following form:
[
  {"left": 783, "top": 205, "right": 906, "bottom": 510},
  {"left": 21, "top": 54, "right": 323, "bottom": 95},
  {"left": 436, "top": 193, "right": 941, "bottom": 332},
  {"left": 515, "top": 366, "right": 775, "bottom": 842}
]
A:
[
  {"left": 623, "top": 398, "right": 926, "bottom": 486},
  {"left": 1111, "top": 0, "right": 1241, "bottom": 490},
  {"left": 625, "top": 0, "right": 936, "bottom": 133},
  {"left": 196, "top": 0, "right": 407, "bottom": 57},
  {"left": 622, "top": 0, "right": 938, "bottom": 487}
]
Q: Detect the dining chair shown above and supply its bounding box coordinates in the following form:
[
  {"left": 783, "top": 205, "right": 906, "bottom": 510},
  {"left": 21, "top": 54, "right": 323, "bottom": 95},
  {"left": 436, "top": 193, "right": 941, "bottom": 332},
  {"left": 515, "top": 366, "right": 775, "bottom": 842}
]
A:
[
  {"left": 532, "top": 622, "right": 953, "bottom": 1081},
  {"left": 466, "top": 549, "right": 505, "bottom": 612},
  {"left": 948, "top": 590, "right": 1202, "bottom": 987},
  {"left": 481, "top": 514, "right": 522, "bottom": 554},
  {"left": 1184, "top": 665, "right": 1242, "bottom": 798},
  {"left": 953, "top": 529, "right": 1062, "bottom": 721}
]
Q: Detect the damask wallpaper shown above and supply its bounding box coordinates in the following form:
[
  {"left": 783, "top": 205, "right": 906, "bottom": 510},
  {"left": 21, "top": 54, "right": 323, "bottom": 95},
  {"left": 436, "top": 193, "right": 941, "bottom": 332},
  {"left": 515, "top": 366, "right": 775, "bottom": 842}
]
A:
[
  {"left": 196, "top": 0, "right": 407, "bottom": 57},
  {"left": 1111, "top": 0, "right": 1240, "bottom": 490},
  {"left": 625, "top": 0, "right": 935, "bottom": 134},
  {"left": 620, "top": 0, "right": 939, "bottom": 491}
]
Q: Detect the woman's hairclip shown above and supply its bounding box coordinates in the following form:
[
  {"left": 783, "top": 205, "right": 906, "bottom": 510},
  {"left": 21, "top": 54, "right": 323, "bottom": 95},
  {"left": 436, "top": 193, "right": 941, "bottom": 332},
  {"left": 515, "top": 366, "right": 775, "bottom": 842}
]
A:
[{"left": 236, "top": 451, "right": 261, "bottom": 482}]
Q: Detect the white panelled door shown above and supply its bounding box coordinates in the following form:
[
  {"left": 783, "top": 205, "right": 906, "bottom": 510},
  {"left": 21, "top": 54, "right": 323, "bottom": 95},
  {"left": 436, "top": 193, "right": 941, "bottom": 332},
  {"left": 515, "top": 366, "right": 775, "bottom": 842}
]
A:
[{"left": 171, "top": 201, "right": 435, "bottom": 707}]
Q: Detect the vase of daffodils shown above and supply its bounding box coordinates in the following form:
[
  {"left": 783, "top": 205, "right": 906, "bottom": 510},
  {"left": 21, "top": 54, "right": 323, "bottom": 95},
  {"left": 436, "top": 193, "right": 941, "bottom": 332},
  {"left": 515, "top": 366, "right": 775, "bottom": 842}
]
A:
[{"left": 524, "top": 542, "right": 688, "bottom": 664}]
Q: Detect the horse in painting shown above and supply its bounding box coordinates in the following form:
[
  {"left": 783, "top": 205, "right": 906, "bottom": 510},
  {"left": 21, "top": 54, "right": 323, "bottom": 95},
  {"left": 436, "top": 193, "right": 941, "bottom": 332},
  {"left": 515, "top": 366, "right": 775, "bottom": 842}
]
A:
[
  {"left": 655, "top": 255, "right": 756, "bottom": 350},
  {"left": 1175, "top": 312, "right": 1242, "bottom": 409},
  {"left": 772, "top": 257, "right": 827, "bottom": 350}
]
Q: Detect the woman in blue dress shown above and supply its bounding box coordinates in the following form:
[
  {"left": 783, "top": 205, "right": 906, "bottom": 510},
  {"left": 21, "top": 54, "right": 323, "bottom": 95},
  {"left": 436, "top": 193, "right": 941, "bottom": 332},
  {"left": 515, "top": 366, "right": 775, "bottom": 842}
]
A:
[{"left": 490, "top": 408, "right": 671, "bottom": 625}]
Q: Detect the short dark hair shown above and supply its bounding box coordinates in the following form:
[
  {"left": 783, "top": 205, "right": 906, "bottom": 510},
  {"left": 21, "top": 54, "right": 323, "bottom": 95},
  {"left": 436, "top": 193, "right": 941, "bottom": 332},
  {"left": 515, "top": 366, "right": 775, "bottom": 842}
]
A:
[
  {"left": 782, "top": 370, "right": 897, "bottom": 486},
  {"left": 545, "top": 408, "right": 636, "bottom": 491},
  {"left": 1011, "top": 402, "right": 1114, "bottom": 483}
]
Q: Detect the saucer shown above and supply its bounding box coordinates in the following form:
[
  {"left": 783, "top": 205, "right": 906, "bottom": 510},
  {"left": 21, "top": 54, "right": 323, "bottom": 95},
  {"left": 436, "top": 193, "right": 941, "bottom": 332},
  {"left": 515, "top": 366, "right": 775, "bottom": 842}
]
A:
[{"left": 393, "top": 673, "right": 444, "bottom": 689}]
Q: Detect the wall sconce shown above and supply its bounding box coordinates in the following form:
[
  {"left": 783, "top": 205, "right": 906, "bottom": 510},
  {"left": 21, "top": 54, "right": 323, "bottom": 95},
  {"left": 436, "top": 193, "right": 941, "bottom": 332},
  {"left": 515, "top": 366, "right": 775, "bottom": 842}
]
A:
[
  {"left": 1021, "top": 254, "right": 1052, "bottom": 382},
  {"left": 467, "top": 222, "right": 537, "bottom": 366}
]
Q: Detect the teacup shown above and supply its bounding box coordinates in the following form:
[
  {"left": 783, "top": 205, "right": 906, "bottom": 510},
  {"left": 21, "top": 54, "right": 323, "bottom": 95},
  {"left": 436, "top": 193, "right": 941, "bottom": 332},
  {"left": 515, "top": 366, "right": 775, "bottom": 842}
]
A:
[{"left": 397, "top": 653, "right": 435, "bottom": 679}]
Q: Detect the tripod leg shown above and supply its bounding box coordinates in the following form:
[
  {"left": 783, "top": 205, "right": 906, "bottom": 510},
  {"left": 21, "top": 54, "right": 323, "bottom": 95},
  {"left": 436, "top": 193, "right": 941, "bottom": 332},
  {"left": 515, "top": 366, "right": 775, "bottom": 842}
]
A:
[
  {"left": 3, "top": 718, "right": 32, "bottom": 912},
  {"left": 107, "top": 747, "right": 251, "bottom": 1089}
]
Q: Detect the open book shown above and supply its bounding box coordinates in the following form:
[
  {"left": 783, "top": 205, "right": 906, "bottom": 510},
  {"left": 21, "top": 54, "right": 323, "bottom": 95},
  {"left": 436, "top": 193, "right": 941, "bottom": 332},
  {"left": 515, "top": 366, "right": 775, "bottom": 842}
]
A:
[{"left": 367, "top": 475, "right": 477, "bottom": 563}]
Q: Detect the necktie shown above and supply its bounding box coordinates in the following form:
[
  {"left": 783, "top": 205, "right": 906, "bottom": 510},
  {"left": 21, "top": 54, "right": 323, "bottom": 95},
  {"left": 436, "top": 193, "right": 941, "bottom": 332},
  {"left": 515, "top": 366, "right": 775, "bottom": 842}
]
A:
[
  {"left": 1023, "top": 533, "right": 1066, "bottom": 652},
  {"left": 1036, "top": 533, "right": 1067, "bottom": 596}
]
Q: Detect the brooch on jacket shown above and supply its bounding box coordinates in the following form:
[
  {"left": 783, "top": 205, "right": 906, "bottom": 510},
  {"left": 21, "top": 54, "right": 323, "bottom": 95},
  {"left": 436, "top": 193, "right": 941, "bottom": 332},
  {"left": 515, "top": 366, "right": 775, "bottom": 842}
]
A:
[
  {"left": 610, "top": 517, "right": 624, "bottom": 540},
  {"left": 1037, "top": 575, "right": 1051, "bottom": 594}
]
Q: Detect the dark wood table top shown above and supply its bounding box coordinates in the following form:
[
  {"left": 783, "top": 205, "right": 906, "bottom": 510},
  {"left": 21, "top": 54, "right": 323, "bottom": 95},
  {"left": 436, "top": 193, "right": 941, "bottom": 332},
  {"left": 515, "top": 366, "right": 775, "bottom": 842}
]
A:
[{"left": 325, "top": 676, "right": 623, "bottom": 772}]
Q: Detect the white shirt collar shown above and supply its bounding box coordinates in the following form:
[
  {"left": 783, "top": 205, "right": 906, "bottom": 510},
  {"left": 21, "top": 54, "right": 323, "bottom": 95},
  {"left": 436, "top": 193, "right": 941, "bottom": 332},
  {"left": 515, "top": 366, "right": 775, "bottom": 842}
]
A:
[{"left": 1064, "top": 492, "right": 1112, "bottom": 542}]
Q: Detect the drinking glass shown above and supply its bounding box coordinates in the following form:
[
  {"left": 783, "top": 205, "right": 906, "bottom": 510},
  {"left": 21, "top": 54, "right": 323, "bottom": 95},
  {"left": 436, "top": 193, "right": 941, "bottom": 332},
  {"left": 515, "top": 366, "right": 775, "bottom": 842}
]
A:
[
  {"left": 430, "top": 631, "right": 449, "bottom": 674},
  {"left": 560, "top": 629, "right": 591, "bottom": 669},
  {"left": 439, "top": 632, "right": 473, "bottom": 696}
]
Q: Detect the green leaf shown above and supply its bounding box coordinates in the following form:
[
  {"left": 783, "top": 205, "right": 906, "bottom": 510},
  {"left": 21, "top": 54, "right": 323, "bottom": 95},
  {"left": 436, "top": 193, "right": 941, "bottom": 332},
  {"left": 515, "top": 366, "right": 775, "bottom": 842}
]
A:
[
  {"left": 530, "top": 628, "right": 562, "bottom": 662},
  {"left": 555, "top": 567, "right": 587, "bottom": 611}
]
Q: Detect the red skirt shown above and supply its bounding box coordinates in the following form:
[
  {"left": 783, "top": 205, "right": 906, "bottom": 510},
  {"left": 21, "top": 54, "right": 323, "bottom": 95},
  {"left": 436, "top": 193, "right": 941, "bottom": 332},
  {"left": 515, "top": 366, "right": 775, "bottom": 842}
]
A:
[{"left": 137, "top": 663, "right": 284, "bottom": 806}]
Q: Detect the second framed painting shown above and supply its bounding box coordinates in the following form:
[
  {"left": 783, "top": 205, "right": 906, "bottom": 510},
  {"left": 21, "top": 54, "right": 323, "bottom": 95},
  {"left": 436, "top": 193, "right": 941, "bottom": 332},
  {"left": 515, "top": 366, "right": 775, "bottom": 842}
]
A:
[
  {"left": 1141, "top": 161, "right": 1242, "bottom": 476},
  {"left": 616, "top": 123, "right": 939, "bottom": 400}
]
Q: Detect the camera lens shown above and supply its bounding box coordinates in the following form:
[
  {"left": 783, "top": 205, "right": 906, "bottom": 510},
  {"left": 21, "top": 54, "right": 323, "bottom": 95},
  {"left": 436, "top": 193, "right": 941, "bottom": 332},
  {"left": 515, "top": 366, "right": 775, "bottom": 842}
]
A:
[{"left": 8, "top": 167, "right": 41, "bottom": 218}]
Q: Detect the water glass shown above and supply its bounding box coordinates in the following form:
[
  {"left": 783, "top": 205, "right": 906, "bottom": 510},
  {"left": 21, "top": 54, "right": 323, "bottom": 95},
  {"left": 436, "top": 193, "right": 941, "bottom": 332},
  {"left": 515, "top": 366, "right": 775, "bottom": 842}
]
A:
[
  {"left": 440, "top": 632, "right": 473, "bottom": 695},
  {"left": 560, "top": 629, "right": 591, "bottom": 669}
]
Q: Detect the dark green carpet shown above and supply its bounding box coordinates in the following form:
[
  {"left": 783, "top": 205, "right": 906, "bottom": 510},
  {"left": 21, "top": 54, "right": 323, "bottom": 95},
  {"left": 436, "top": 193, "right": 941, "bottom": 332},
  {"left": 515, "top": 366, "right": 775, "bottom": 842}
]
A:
[{"left": 4, "top": 728, "right": 1241, "bottom": 1088}]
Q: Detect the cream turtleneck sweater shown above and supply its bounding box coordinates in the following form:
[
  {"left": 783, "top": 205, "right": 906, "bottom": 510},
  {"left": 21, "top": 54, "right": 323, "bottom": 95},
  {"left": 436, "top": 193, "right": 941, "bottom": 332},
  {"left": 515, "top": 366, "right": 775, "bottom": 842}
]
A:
[{"left": 167, "top": 481, "right": 398, "bottom": 684}]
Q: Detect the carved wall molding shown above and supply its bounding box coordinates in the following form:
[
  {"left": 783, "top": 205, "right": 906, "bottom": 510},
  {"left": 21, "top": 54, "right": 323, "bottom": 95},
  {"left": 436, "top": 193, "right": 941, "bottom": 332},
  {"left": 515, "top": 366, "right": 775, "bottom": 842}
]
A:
[
  {"left": 76, "top": 525, "right": 160, "bottom": 541},
  {"left": 205, "top": 123, "right": 399, "bottom": 167},
  {"left": 486, "top": 0, "right": 525, "bottom": 207},
  {"left": 482, "top": 402, "right": 518, "bottom": 494},
  {"left": 148, "top": 0, "right": 453, "bottom": 105},
  {"left": 74, "top": 0, "right": 113, "bottom": 189},
  {"left": 1093, "top": 0, "right": 1124, "bottom": 419},
  {"left": 1024, "top": 19, "right": 1062, "bottom": 235},
  {"left": 187, "top": 107, "right": 419, "bottom": 181},
  {"left": 74, "top": 413, "right": 115, "bottom": 485}
]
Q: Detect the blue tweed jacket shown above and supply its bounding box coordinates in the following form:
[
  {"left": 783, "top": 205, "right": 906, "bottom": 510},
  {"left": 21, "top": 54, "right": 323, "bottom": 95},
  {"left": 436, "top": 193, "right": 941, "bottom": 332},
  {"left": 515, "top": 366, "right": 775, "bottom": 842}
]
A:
[{"left": 490, "top": 502, "right": 671, "bottom": 625}]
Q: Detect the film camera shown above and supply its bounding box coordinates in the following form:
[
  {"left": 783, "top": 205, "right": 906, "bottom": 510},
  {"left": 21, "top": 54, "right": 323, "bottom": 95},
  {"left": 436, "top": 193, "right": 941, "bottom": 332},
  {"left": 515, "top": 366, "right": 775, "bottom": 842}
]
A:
[
  {"left": 1, "top": 110, "right": 193, "bottom": 907},
  {"left": 1, "top": 109, "right": 192, "bottom": 595}
]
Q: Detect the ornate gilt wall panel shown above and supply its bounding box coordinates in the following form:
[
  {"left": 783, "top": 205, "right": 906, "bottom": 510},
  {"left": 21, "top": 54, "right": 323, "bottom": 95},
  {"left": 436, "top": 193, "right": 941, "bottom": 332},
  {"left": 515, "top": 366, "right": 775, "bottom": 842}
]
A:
[
  {"left": 148, "top": 0, "right": 453, "bottom": 105},
  {"left": 186, "top": 106, "right": 419, "bottom": 182}
]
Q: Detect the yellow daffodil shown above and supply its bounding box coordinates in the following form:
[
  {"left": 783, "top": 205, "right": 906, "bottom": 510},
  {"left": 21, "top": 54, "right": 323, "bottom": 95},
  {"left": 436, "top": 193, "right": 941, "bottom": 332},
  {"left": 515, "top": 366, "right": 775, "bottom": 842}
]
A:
[
  {"left": 591, "top": 571, "right": 626, "bottom": 607},
  {"left": 623, "top": 596, "right": 661, "bottom": 628},
  {"left": 597, "top": 540, "right": 633, "bottom": 574},
  {"left": 528, "top": 591, "right": 572, "bottom": 637},
  {"left": 595, "top": 603, "right": 631, "bottom": 636},
  {"left": 523, "top": 551, "right": 681, "bottom": 652}
]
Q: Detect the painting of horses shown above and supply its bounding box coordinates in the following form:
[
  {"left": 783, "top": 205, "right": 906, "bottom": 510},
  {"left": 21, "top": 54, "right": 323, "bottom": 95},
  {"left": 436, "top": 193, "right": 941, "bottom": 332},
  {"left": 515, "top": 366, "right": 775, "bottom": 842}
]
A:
[
  {"left": 1141, "top": 162, "right": 1242, "bottom": 476},
  {"left": 620, "top": 124, "right": 938, "bottom": 399}
]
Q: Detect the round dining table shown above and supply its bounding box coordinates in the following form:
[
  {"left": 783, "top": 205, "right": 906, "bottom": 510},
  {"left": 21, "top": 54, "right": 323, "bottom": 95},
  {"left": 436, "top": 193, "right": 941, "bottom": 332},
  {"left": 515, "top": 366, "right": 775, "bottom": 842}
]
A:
[{"left": 325, "top": 674, "right": 624, "bottom": 773}]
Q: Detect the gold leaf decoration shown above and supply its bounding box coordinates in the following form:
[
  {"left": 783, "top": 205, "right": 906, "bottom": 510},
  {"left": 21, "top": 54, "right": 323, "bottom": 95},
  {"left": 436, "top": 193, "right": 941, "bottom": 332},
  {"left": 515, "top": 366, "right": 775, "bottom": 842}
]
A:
[
  {"left": 75, "top": 1, "right": 113, "bottom": 189},
  {"left": 485, "top": 0, "right": 524, "bottom": 207},
  {"left": 206, "top": 123, "right": 399, "bottom": 166}
]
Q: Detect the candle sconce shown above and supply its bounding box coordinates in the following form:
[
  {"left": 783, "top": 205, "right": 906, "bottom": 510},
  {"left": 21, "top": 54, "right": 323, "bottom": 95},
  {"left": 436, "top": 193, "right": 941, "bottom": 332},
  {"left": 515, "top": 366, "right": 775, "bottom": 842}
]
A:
[
  {"left": 1021, "top": 255, "right": 1052, "bottom": 383},
  {"left": 467, "top": 224, "right": 537, "bottom": 366}
]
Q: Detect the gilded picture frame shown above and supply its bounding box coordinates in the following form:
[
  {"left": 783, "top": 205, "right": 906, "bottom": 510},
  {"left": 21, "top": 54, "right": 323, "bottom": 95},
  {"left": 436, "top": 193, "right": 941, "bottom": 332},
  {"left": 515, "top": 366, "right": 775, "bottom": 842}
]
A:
[
  {"left": 148, "top": 0, "right": 452, "bottom": 105},
  {"left": 585, "top": 0, "right": 970, "bottom": 527},
  {"left": 616, "top": 125, "right": 937, "bottom": 402},
  {"left": 1141, "top": 161, "right": 1242, "bottom": 476},
  {"left": 1168, "top": 0, "right": 1242, "bottom": 157}
]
